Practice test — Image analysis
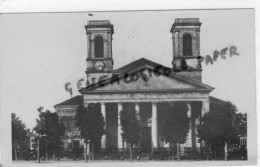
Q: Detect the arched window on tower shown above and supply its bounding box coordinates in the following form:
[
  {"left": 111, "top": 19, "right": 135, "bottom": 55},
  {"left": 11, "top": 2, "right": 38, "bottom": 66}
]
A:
[
  {"left": 183, "top": 34, "right": 192, "bottom": 56},
  {"left": 95, "top": 36, "right": 104, "bottom": 58}
]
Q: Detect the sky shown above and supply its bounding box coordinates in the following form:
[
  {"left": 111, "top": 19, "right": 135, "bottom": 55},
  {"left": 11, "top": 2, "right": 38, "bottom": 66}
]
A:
[{"left": 0, "top": 9, "right": 255, "bottom": 129}]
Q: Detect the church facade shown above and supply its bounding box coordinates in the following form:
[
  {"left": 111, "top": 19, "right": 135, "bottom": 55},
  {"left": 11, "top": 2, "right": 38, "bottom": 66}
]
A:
[{"left": 54, "top": 18, "right": 215, "bottom": 155}]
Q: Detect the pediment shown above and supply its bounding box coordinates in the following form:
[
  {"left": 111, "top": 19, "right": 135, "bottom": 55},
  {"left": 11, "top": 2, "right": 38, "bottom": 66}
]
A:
[{"left": 80, "top": 66, "right": 213, "bottom": 93}]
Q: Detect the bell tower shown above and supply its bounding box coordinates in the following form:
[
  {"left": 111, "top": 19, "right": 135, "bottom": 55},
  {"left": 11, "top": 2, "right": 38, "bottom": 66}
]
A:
[
  {"left": 85, "top": 20, "right": 114, "bottom": 72},
  {"left": 85, "top": 20, "right": 114, "bottom": 86},
  {"left": 170, "top": 18, "right": 202, "bottom": 82}
]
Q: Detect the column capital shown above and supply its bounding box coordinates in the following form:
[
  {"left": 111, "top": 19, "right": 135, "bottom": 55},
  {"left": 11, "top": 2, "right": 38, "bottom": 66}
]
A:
[
  {"left": 151, "top": 102, "right": 158, "bottom": 105},
  {"left": 185, "top": 101, "right": 191, "bottom": 106},
  {"left": 202, "top": 98, "right": 210, "bottom": 102},
  {"left": 135, "top": 103, "right": 140, "bottom": 108}
]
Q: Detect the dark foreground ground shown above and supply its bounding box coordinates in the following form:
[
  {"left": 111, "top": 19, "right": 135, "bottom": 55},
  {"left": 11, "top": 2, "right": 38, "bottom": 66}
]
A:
[{"left": 10, "top": 159, "right": 250, "bottom": 167}]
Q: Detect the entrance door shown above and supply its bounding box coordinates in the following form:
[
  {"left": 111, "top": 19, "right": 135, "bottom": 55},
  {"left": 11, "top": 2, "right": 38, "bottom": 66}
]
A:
[{"left": 141, "top": 127, "right": 151, "bottom": 153}]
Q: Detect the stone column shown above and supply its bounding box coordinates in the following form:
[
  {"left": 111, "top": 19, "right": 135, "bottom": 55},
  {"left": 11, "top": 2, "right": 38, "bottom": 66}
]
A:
[
  {"left": 87, "top": 33, "right": 91, "bottom": 58},
  {"left": 104, "top": 35, "right": 108, "bottom": 58},
  {"left": 185, "top": 103, "right": 192, "bottom": 149},
  {"left": 186, "top": 103, "right": 191, "bottom": 118},
  {"left": 195, "top": 115, "right": 200, "bottom": 152},
  {"left": 118, "top": 103, "right": 123, "bottom": 151},
  {"left": 196, "top": 30, "right": 200, "bottom": 56},
  {"left": 135, "top": 103, "right": 141, "bottom": 148},
  {"left": 178, "top": 31, "right": 183, "bottom": 57},
  {"left": 152, "top": 102, "right": 158, "bottom": 152},
  {"left": 192, "top": 34, "right": 196, "bottom": 57},
  {"left": 176, "top": 31, "right": 179, "bottom": 56},
  {"left": 107, "top": 32, "right": 112, "bottom": 58},
  {"left": 101, "top": 103, "right": 106, "bottom": 150},
  {"left": 172, "top": 34, "right": 175, "bottom": 57},
  {"left": 189, "top": 102, "right": 196, "bottom": 152},
  {"left": 90, "top": 37, "right": 94, "bottom": 59},
  {"left": 202, "top": 99, "right": 210, "bottom": 116}
]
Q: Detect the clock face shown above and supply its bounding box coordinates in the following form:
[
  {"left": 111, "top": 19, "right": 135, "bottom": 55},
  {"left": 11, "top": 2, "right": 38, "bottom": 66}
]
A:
[{"left": 94, "top": 61, "right": 105, "bottom": 71}]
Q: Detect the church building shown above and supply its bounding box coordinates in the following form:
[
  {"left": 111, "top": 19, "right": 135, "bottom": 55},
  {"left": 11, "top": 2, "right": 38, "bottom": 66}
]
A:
[{"left": 54, "top": 18, "right": 216, "bottom": 156}]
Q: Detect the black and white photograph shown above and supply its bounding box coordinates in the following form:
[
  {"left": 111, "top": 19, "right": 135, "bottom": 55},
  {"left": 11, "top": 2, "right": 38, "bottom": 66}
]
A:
[{"left": 0, "top": 1, "right": 258, "bottom": 166}]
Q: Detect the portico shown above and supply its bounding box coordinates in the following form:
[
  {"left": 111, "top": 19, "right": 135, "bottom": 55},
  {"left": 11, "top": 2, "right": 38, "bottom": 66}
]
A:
[{"left": 79, "top": 60, "right": 213, "bottom": 153}]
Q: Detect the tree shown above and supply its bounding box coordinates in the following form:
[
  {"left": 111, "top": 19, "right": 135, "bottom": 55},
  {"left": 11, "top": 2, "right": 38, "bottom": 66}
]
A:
[
  {"left": 160, "top": 102, "right": 190, "bottom": 160},
  {"left": 11, "top": 113, "right": 28, "bottom": 160},
  {"left": 63, "top": 128, "right": 83, "bottom": 159},
  {"left": 120, "top": 103, "right": 140, "bottom": 162},
  {"left": 75, "top": 104, "right": 105, "bottom": 161},
  {"left": 197, "top": 101, "right": 239, "bottom": 159},
  {"left": 46, "top": 110, "right": 65, "bottom": 160},
  {"left": 33, "top": 107, "right": 65, "bottom": 160},
  {"left": 233, "top": 113, "right": 247, "bottom": 137}
]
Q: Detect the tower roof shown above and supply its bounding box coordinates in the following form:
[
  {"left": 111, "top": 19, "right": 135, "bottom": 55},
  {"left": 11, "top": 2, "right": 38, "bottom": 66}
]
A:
[
  {"left": 85, "top": 20, "right": 114, "bottom": 34},
  {"left": 87, "top": 20, "right": 112, "bottom": 25},
  {"left": 170, "top": 18, "right": 202, "bottom": 33}
]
